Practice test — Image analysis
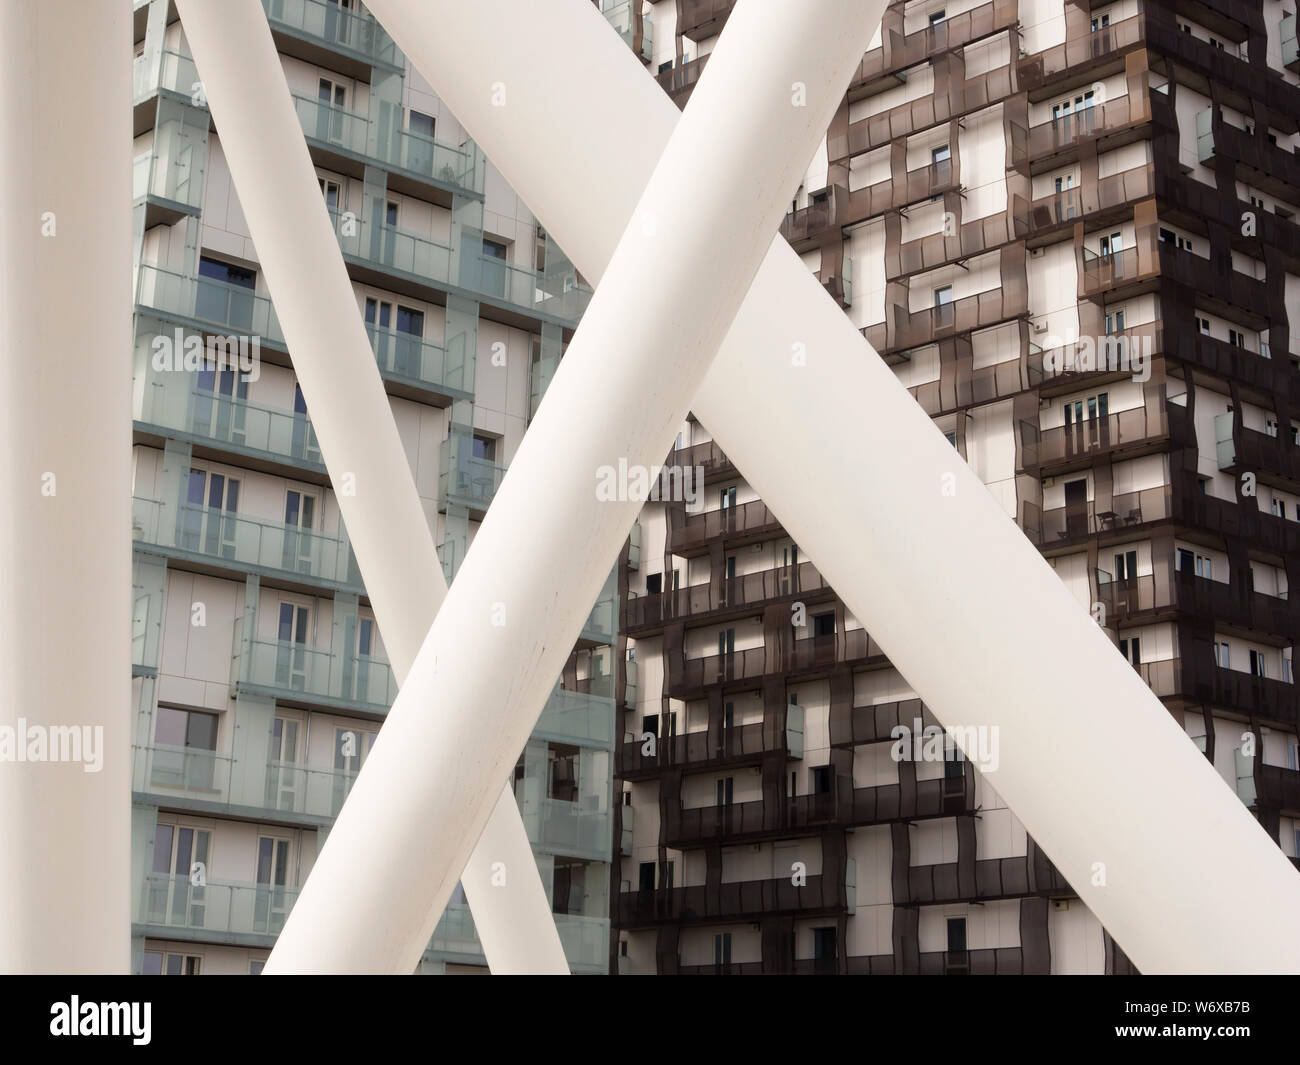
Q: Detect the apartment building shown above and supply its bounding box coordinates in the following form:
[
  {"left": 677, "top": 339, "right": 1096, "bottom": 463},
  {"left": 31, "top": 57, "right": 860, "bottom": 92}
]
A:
[
  {"left": 615, "top": 0, "right": 1300, "bottom": 974},
  {"left": 128, "top": 0, "right": 640, "bottom": 974}
]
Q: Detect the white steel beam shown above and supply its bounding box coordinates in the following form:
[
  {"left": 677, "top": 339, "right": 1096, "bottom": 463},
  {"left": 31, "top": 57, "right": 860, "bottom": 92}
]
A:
[
  {"left": 362, "top": 0, "right": 1300, "bottom": 973},
  {"left": 0, "top": 0, "right": 133, "bottom": 972},
  {"left": 173, "top": 0, "right": 565, "bottom": 974},
  {"left": 266, "top": 0, "right": 882, "bottom": 973}
]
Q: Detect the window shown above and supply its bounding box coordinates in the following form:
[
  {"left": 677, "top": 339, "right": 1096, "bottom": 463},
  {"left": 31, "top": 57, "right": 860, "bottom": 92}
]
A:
[
  {"left": 1229, "top": 329, "right": 1245, "bottom": 348},
  {"left": 1196, "top": 316, "right": 1210, "bottom": 335},
  {"left": 946, "top": 917, "right": 967, "bottom": 953},
  {"left": 714, "top": 932, "right": 732, "bottom": 967},
  {"left": 471, "top": 435, "right": 497, "bottom": 463},
  {"left": 645, "top": 573, "right": 662, "bottom": 595},
  {"left": 1099, "top": 231, "right": 1122, "bottom": 257},
  {"left": 718, "top": 628, "right": 735, "bottom": 656},
  {"left": 1105, "top": 309, "right": 1125, "bottom": 333},
  {"left": 249, "top": 959, "right": 266, "bottom": 975},
  {"left": 1214, "top": 641, "right": 1230, "bottom": 669},
  {"left": 928, "top": 10, "right": 946, "bottom": 26},
  {"left": 812, "top": 612, "right": 835, "bottom": 638},
  {"left": 944, "top": 430, "right": 958, "bottom": 448},
  {"left": 385, "top": 201, "right": 399, "bottom": 227},
  {"left": 141, "top": 951, "right": 201, "bottom": 975},
  {"left": 317, "top": 177, "right": 341, "bottom": 211},
  {"left": 1119, "top": 636, "right": 1141, "bottom": 666},
  {"left": 1091, "top": 14, "right": 1110, "bottom": 30},
  {"left": 933, "top": 284, "right": 953, "bottom": 307},
  {"left": 152, "top": 707, "right": 218, "bottom": 789},
  {"left": 638, "top": 862, "right": 655, "bottom": 892},
  {"left": 944, "top": 738, "right": 964, "bottom": 779},
  {"left": 1249, "top": 649, "right": 1267, "bottom": 678},
  {"left": 406, "top": 110, "right": 435, "bottom": 175},
  {"left": 720, "top": 485, "right": 737, "bottom": 509},
  {"left": 813, "top": 926, "right": 838, "bottom": 970},
  {"left": 1113, "top": 549, "right": 1137, "bottom": 581},
  {"left": 316, "top": 78, "right": 347, "bottom": 142},
  {"left": 723, "top": 701, "right": 735, "bottom": 730},
  {"left": 724, "top": 554, "right": 737, "bottom": 580},
  {"left": 811, "top": 765, "right": 832, "bottom": 794},
  {"left": 931, "top": 144, "right": 951, "bottom": 165},
  {"left": 196, "top": 256, "right": 256, "bottom": 329},
  {"left": 1177, "top": 547, "right": 1195, "bottom": 573},
  {"left": 716, "top": 776, "right": 734, "bottom": 806},
  {"left": 482, "top": 237, "right": 508, "bottom": 261}
]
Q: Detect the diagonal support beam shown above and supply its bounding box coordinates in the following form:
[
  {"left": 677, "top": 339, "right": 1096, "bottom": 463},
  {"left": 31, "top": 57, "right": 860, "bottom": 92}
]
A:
[
  {"left": 266, "top": 0, "right": 882, "bottom": 974},
  {"left": 174, "top": 0, "right": 565, "bottom": 974},
  {"left": 360, "top": 0, "right": 1300, "bottom": 973}
]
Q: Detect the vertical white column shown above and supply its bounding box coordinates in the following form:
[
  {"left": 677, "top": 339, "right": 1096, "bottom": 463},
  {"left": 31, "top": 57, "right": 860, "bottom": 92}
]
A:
[
  {"left": 267, "top": 0, "right": 881, "bottom": 973},
  {"left": 365, "top": 0, "right": 1300, "bottom": 973},
  {"left": 0, "top": 0, "right": 133, "bottom": 972},
  {"left": 173, "top": 0, "right": 564, "bottom": 973}
]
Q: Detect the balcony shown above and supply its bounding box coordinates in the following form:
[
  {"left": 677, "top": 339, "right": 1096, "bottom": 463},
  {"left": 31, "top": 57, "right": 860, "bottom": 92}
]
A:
[
  {"left": 1256, "top": 764, "right": 1300, "bottom": 810},
  {"left": 677, "top": 0, "right": 735, "bottom": 39},
  {"left": 1215, "top": 413, "right": 1300, "bottom": 492},
  {"left": 866, "top": 277, "right": 1028, "bottom": 354},
  {"left": 132, "top": 47, "right": 202, "bottom": 108},
  {"left": 902, "top": 855, "right": 1033, "bottom": 905},
  {"left": 779, "top": 185, "right": 845, "bottom": 251},
  {"left": 1017, "top": 13, "right": 1146, "bottom": 94},
  {"left": 136, "top": 370, "right": 325, "bottom": 474},
  {"left": 1196, "top": 108, "right": 1300, "bottom": 202},
  {"left": 1027, "top": 94, "right": 1147, "bottom": 165},
  {"left": 846, "top": 159, "right": 956, "bottom": 223},
  {"left": 656, "top": 53, "right": 709, "bottom": 108},
  {"left": 326, "top": 206, "right": 589, "bottom": 326},
  {"left": 663, "top": 791, "right": 841, "bottom": 847},
  {"left": 614, "top": 873, "right": 846, "bottom": 928},
  {"left": 136, "top": 873, "right": 297, "bottom": 946},
  {"left": 669, "top": 630, "right": 881, "bottom": 697},
  {"left": 132, "top": 741, "right": 362, "bottom": 823},
  {"left": 262, "top": 0, "right": 401, "bottom": 73},
  {"left": 291, "top": 94, "right": 484, "bottom": 197},
  {"left": 1029, "top": 406, "right": 1169, "bottom": 472},
  {"left": 623, "top": 560, "right": 831, "bottom": 631},
  {"left": 231, "top": 634, "right": 397, "bottom": 714},
  {"left": 667, "top": 497, "right": 783, "bottom": 555},
  {"left": 848, "top": 0, "right": 1019, "bottom": 97},
  {"left": 667, "top": 437, "right": 736, "bottom": 483},
  {"left": 132, "top": 496, "right": 360, "bottom": 591},
  {"left": 534, "top": 685, "right": 617, "bottom": 751},
  {"left": 428, "top": 902, "right": 609, "bottom": 973},
  {"left": 603, "top": 0, "right": 653, "bottom": 61},
  {"left": 136, "top": 264, "right": 474, "bottom": 403},
  {"left": 523, "top": 797, "right": 612, "bottom": 862},
  {"left": 438, "top": 437, "right": 506, "bottom": 517},
  {"left": 132, "top": 106, "right": 208, "bottom": 220},
  {"left": 1025, "top": 163, "right": 1155, "bottom": 238},
  {"left": 1027, "top": 484, "right": 1172, "bottom": 549},
  {"left": 1284, "top": 15, "right": 1299, "bottom": 72},
  {"left": 618, "top": 708, "right": 805, "bottom": 779}
]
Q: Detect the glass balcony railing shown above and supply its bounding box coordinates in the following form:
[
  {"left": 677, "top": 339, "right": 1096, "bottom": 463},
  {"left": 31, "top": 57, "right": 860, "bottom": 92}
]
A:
[
  {"left": 603, "top": 0, "right": 654, "bottom": 62},
  {"left": 292, "top": 94, "right": 483, "bottom": 195},
  {"left": 137, "top": 872, "right": 297, "bottom": 941},
  {"left": 137, "top": 265, "right": 472, "bottom": 400},
  {"left": 132, "top": 112, "right": 208, "bottom": 212},
  {"left": 132, "top": 496, "right": 358, "bottom": 589},
  {"left": 233, "top": 637, "right": 397, "bottom": 710},
  {"left": 262, "top": 0, "right": 401, "bottom": 69},
  {"left": 533, "top": 685, "right": 616, "bottom": 749},
  {"left": 580, "top": 594, "right": 618, "bottom": 644},
  {"left": 427, "top": 903, "right": 609, "bottom": 972},
  {"left": 438, "top": 443, "right": 506, "bottom": 512},
  {"left": 364, "top": 322, "right": 473, "bottom": 396},
  {"left": 131, "top": 740, "right": 365, "bottom": 821},
  {"left": 1284, "top": 15, "right": 1299, "bottom": 70},
  {"left": 526, "top": 797, "right": 612, "bottom": 861},
  {"left": 133, "top": 48, "right": 203, "bottom": 104},
  {"left": 138, "top": 372, "right": 324, "bottom": 470},
  {"left": 137, "top": 263, "right": 285, "bottom": 345},
  {"left": 291, "top": 93, "right": 371, "bottom": 157},
  {"left": 326, "top": 207, "right": 588, "bottom": 323}
]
